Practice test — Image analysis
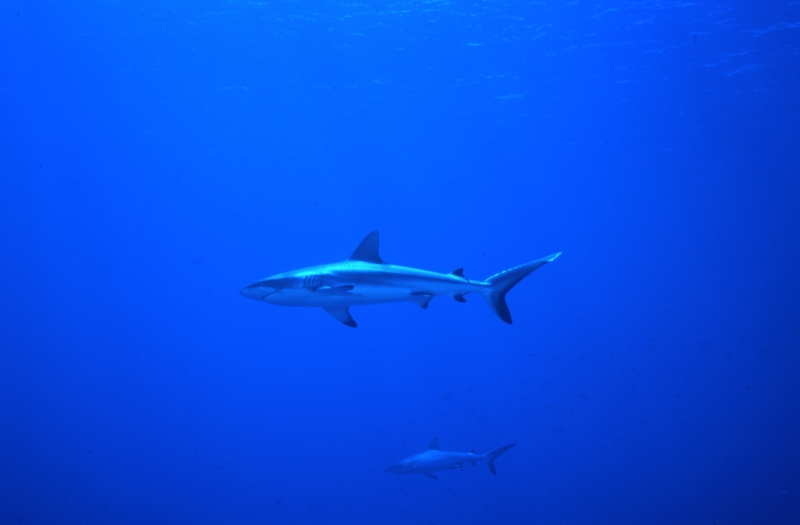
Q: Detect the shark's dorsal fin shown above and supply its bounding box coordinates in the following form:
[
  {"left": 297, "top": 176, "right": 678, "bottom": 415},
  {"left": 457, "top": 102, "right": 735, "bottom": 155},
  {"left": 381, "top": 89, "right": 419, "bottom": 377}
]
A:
[
  {"left": 451, "top": 268, "right": 465, "bottom": 278},
  {"left": 349, "top": 231, "right": 384, "bottom": 264},
  {"left": 323, "top": 307, "right": 357, "bottom": 328},
  {"left": 428, "top": 437, "right": 440, "bottom": 450}
]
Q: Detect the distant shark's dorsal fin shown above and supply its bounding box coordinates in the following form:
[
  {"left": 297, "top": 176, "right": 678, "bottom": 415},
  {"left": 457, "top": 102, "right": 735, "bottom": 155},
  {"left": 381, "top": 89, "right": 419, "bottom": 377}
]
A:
[
  {"left": 349, "top": 231, "right": 384, "bottom": 264},
  {"left": 428, "top": 437, "right": 440, "bottom": 450},
  {"left": 451, "top": 268, "right": 465, "bottom": 278}
]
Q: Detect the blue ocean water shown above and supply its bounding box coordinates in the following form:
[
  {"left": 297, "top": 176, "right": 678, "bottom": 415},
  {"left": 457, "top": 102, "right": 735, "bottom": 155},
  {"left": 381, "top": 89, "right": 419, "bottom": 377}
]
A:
[{"left": 1, "top": 1, "right": 799, "bottom": 523}]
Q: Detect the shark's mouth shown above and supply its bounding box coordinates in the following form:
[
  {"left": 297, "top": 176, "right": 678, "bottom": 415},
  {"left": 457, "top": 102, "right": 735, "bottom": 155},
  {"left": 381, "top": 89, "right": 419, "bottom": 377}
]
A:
[{"left": 240, "top": 282, "right": 279, "bottom": 301}]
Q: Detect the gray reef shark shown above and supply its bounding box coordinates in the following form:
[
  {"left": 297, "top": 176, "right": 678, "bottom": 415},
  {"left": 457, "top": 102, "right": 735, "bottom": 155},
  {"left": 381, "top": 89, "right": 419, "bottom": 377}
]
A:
[
  {"left": 240, "top": 231, "right": 560, "bottom": 327},
  {"left": 384, "top": 437, "right": 516, "bottom": 480}
]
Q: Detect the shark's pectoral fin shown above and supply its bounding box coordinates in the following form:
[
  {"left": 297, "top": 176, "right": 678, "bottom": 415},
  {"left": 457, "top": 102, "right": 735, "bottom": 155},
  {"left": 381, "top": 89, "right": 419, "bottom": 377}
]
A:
[
  {"left": 317, "top": 285, "right": 355, "bottom": 295},
  {"left": 453, "top": 293, "right": 467, "bottom": 303},
  {"left": 424, "top": 473, "right": 438, "bottom": 480},
  {"left": 410, "top": 292, "right": 434, "bottom": 309},
  {"left": 323, "top": 307, "right": 357, "bottom": 328}
]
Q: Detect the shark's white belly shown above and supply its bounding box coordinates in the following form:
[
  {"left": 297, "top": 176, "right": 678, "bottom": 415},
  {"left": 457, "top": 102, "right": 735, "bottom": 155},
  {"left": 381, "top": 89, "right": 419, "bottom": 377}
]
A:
[
  {"left": 411, "top": 451, "right": 479, "bottom": 472},
  {"left": 344, "top": 284, "right": 419, "bottom": 304},
  {"left": 266, "top": 279, "right": 483, "bottom": 308}
]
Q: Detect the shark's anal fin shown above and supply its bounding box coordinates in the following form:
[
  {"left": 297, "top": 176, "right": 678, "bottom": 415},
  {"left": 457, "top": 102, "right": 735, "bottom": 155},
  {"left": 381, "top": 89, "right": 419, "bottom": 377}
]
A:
[
  {"left": 349, "top": 231, "right": 384, "bottom": 264},
  {"left": 323, "top": 307, "right": 357, "bottom": 328},
  {"left": 424, "top": 473, "right": 438, "bottom": 480},
  {"left": 410, "top": 292, "right": 434, "bottom": 309},
  {"left": 428, "top": 437, "right": 440, "bottom": 450},
  {"left": 453, "top": 293, "right": 467, "bottom": 303},
  {"left": 317, "top": 285, "right": 355, "bottom": 295}
]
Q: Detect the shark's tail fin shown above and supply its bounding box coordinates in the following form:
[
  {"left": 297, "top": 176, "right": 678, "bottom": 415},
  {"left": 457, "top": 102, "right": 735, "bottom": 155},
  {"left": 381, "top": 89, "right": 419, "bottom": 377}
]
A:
[
  {"left": 485, "top": 443, "right": 516, "bottom": 475},
  {"left": 482, "top": 253, "right": 561, "bottom": 324}
]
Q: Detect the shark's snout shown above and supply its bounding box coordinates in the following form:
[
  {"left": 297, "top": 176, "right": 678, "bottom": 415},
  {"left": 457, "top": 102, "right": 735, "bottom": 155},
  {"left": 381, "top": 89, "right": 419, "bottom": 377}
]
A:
[
  {"left": 240, "top": 281, "right": 276, "bottom": 301},
  {"left": 384, "top": 463, "right": 404, "bottom": 474}
]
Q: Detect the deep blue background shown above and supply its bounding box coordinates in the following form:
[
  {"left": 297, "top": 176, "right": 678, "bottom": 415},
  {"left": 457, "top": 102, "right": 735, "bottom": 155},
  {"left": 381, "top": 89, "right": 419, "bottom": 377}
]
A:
[{"left": 1, "top": 1, "right": 799, "bottom": 523}]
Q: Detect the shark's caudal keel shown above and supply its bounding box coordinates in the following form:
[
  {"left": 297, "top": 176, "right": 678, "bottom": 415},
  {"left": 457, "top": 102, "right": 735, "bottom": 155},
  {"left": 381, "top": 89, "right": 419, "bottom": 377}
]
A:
[
  {"left": 384, "top": 437, "right": 516, "bottom": 480},
  {"left": 240, "top": 231, "right": 560, "bottom": 327}
]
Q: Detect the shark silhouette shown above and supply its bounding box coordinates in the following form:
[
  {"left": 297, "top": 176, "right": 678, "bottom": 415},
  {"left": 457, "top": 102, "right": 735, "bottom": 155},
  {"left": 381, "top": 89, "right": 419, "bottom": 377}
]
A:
[
  {"left": 385, "top": 437, "right": 516, "bottom": 480},
  {"left": 240, "top": 231, "right": 560, "bottom": 327}
]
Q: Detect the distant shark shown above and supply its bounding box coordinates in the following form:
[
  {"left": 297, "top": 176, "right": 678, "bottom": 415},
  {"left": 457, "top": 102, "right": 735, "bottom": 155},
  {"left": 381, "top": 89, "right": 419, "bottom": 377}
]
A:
[
  {"left": 385, "top": 437, "right": 516, "bottom": 480},
  {"left": 240, "top": 231, "right": 560, "bottom": 327}
]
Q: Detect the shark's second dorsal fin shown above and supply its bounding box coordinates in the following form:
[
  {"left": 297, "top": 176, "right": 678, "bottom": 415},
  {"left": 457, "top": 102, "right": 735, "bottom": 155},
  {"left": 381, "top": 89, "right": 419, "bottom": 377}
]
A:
[
  {"left": 428, "top": 437, "right": 440, "bottom": 450},
  {"left": 451, "top": 268, "right": 465, "bottom": 278},
  {"left": 349, "top": 231, "right": 384, "bottom": 264}
]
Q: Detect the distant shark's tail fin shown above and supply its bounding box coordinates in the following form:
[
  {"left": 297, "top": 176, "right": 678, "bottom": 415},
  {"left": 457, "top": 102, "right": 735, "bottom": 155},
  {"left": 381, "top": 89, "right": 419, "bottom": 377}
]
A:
[
  {"left": 482, "top": 253, "right": 561, "bottom": 324},
  {"left": 484, "top": 443, "right": 516, "bottom": 475}
]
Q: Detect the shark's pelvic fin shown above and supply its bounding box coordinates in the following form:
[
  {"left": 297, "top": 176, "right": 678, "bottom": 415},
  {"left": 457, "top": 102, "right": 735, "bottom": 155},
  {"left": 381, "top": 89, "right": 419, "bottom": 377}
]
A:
[
  {"left": 323, "top": 306, "right": 357, "bottom": 328},
  {"left": 349, "top": 231, "right": 384, "bottom": 264},
  {"left": 428, "top": 437, "right": 440, "bottom": 450},
  {"left": 410, "top": 292, "right": 434, "bottom": 309},
  {"left": 485, "top": 443, "right": 516, "bottom": 475},
  {"left": 482, "top": 252, "right": 561, "bottom": 324},
  {"left": 453, "top": 293, "right": 467, "bottom": 303}
]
